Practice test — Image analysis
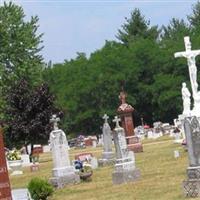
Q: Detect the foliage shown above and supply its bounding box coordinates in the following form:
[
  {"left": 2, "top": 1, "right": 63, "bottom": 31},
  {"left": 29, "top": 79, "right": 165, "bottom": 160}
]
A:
[
  {"left": 28, "top": 177, "right": 54, "bottom": 200},
  {"left": 5, "top": 78, "right": 58, "bottom": 150},
  {"left": 117, "top": 8, "right": 159, "bottom": 45},
  {"left": 0, "top": 2, "right": 43, "bottom": 121},
  {"left": 6, "top": 149, "right": 21, "bottom": 161},
  {"left": 3, "top": 1, "right": 200, "bottom": 137}
]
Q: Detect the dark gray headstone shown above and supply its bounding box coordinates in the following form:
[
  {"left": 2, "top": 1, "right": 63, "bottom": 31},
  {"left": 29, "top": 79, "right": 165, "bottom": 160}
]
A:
[{"left": 183, "top": 116, "right": 200, "bottom": 197}]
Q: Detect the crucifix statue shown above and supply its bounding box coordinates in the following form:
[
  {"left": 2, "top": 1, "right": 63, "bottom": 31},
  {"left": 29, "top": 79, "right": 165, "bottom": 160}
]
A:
[
  {"left": 50, "top": 114, "right": 60, "bottom": 130},
  {"left": 102, "top": 114, "right": 109, "bottom": 124},
  {"left": 113, "top": 116, "right": 121, "bottom": 128},
  {"left": 174, "top": 36, "right": 200, "bottom": 96}
]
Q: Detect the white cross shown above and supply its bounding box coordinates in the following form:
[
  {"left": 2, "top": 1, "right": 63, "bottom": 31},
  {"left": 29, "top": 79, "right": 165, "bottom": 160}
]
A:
[
  {"left": 102, "top": 114, "right": 109, "bottom": 123},
  {"left": 174, "top": 36, "right": 200, "bottom": 95},
  {"left": 113, "top": 116, "right": 121, "bottom": 128},
  {"left": 50, "top": 114, "right": 60, "bottom": 130}
]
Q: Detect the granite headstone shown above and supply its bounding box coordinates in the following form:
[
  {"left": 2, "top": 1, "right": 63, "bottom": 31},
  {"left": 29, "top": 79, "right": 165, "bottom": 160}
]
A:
[
  {"left": 49, "top": 115, "right": 80, "bottom": 188},
  {"left": 183, "top": 116, "right": 200, "bottom": 197},
  {"left": 98, "top": 114, "right": 114, "bottom": 166},
  {"left": 112, "top": 116, "right": 140, "bottom": 185}
]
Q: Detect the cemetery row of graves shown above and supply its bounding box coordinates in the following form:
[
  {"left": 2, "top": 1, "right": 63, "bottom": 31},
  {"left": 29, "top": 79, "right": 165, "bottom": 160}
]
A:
[
  {"left": 2, "top": 35, "right": 200, "bottom": 199},
  {"left": 0, "top": 83, "right": 198, "bottom": 199}
]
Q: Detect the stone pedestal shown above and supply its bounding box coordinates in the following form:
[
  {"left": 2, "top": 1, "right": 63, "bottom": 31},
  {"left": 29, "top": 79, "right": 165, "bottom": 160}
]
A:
[
  {"left": 182, "top": 116, "right": 200, "bottom": 197},
  {"left": 98, "top": 152, "right": 115, "bottom": 166},
  {"left": 50, "top": 166, "right": 80, "bottom": 188},
  {"left": 117, "top": 91, "right": 143, "bottom": 153},
  {"left": 126, "top": 136, "right": 143, "bottom": 153},
  {"left": 112, "top": 153, "right": 140, "bottom": 184},
  {"left": 183, "top": 166, "right": 200, "bottom": 197}
]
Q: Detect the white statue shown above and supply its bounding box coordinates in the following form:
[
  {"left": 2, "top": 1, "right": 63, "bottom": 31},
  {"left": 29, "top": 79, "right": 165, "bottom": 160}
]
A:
[
  {"left": 174, "top": 36, "right": 200, "bottom": 96},
  {"left": 181, "top": 82, "right": 191, "bottom": 115}
]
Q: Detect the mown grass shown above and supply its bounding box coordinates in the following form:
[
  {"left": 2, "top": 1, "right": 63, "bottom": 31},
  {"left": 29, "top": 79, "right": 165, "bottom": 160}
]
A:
[{"left": 10, "top": 136, "right": 200, "bottom": 200}]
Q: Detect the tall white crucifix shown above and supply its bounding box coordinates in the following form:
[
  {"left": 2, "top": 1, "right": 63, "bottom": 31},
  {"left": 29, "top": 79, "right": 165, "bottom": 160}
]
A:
[{"left": 174, "top": 36, "right": 200, "bottom": 96}]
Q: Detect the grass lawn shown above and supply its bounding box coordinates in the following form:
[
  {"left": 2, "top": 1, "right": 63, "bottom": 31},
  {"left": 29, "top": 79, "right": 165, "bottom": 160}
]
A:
[{"left": 10, "top": 136, "right": 200, "bottom": 200}]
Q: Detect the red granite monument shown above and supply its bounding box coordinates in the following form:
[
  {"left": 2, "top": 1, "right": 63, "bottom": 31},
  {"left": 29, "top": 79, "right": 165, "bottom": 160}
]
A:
[
  {"left": 117, "top": 91, "right": 143, "bottom": 153},
  {"left": 0, "top": 128, "right": 12, "bottom": 200}
]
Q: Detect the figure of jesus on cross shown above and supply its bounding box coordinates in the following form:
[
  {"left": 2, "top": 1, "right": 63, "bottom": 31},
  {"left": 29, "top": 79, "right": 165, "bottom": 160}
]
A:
[{"left": 174, "top": 36, "right": 200, "bottom": 96}]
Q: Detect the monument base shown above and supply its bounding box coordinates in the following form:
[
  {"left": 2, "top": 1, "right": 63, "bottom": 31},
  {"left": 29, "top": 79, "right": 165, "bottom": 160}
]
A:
[
  {"left": 112, "top": 168, "right": 140, "bottom": 185},
  {"left": 126, "top": 136, "right": 143, "bottom": 153},
  {"left": 102, "top": 151, "right": 114, "bottom": 160},
  {"left": 98, "top": 152, "right": 115, "bottom": 166},
  {"left": 183, "top": 166, "right": 200, "bottom": 197},
  {"left": 98, "top": 158, "right": 115, "bottom": 167},
  {"left": 50, "top": 173, "right": 80, "bottom": 188},
  {"left": 52, "top": 166, "right": 75, "bottom": 177}
]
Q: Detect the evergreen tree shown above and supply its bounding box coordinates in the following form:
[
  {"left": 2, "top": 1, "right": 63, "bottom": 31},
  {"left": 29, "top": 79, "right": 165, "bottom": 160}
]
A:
[{"left": 117, "top": 8, "right": 159, "bottom": 45}]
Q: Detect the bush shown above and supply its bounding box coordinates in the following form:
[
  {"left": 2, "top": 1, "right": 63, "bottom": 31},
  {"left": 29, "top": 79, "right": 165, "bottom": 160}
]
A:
[{"left": 28, "top": 177, "right": 54, "bottom": 200}]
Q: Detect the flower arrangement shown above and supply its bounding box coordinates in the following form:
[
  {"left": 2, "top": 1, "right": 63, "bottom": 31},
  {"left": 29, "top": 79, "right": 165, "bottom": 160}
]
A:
[{"left": 6, "top": 149, "right": 21, "bottom": 161}]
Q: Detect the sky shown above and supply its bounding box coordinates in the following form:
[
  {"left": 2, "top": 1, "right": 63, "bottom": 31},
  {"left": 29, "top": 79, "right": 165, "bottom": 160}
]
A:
[{"left": 3, "top": 0, "right": 198, "bottom": 63}]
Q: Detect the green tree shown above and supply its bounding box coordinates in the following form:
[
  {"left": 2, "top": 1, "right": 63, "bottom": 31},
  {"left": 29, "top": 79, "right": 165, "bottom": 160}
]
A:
[
  {"left": 117, "top": 8, "right": 159, "bottom": 45},
  {"left": 0, "top": 2, "right": 43, "bottom": 94}
]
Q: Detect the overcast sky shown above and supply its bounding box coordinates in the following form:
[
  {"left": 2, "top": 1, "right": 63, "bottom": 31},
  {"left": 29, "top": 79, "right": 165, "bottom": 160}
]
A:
[{"left": 5, "top": 0, "right": 198, "bottom": 63}]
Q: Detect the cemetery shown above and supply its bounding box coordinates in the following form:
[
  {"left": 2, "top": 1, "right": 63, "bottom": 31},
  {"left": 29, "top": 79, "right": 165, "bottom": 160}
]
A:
[{"left": 2, "top": 1, "right": 200, "bottom": 200}]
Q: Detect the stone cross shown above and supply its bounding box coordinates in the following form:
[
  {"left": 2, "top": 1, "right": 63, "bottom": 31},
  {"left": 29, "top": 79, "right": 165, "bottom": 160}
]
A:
[
  {"left": 174, "top": 36, "right": 200, "bottom": 96},
  {"left": 119, "top": 91, "right": 126, "bottom": 104},
  {"left": 50, "top": 114, "right": 60, "bottom": 130},
  {"left": 102, "top": 114, "right": 109, "bottom": 123},
  {"left": 113, "top": 116, "right": 121, "bottom": 128}
]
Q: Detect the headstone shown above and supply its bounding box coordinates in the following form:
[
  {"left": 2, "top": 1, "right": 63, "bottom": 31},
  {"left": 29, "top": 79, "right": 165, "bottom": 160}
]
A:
[
  {"left": 112, "top": 116, "right": 140, "bottom": 185},
  {"left": 49, "top": 115, "right": 80, "bottom": 188},
  {"left": 21, "top": 154, "right": 30, "bottom": 167},
  {"left": 12, "top": 188, "right": 32, "bottom": 200},
  {"left": 182, "top": 116, "right": 200, "bottom": 197},
  {"left": 92, "top": 140, "right": 97, "bottom": 148},
  {"left": 147, "top": 129, "right": 154, "bottom": 139},
  {"left": 75, "top": 153, "right": 93, "bottom": 162},
  {"left": 0, "top": 128, "right": 12, "bottom": 200},
  {"left": 117, "top": 91, "right": 143, "bottom": 153},
  {"left": 90, "top": 157, "right": 98, "bottom": 169},
  {"left": 43, "top": 145, "right": 51, "bottom": 153},
  {"left": 98, "top": 114, "right": 114, "bottom": 166},
  {"left": 98, "top": 135, "right": 103, "bottom": 146},
  {"left": 174, "top": 150, "right": 180, "bottom": 159},
  {"left": 173, "top": 131, "right": 182, "bottom": 144}
]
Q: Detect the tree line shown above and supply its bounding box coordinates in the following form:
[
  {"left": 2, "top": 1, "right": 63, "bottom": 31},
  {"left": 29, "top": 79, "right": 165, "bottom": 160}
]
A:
[
  {"left": 1, "top": 2, "right": 200, "bottom": 149},
  {"left": 43, "top": 2, "right": 200, "bottom": 136}
]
